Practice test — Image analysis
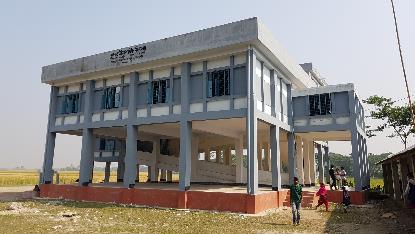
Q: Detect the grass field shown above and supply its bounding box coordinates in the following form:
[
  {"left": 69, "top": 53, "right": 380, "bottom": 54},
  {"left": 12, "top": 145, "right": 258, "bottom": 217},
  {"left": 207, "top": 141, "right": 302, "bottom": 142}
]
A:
[{"left": 0, "top": 170, "right": 179, "bottom": 187}]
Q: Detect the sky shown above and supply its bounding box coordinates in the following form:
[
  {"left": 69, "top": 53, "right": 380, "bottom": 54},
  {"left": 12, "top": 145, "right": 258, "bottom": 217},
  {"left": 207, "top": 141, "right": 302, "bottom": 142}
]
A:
[{"left": 0, "top": 0, "right": 414, "bottom": 169}]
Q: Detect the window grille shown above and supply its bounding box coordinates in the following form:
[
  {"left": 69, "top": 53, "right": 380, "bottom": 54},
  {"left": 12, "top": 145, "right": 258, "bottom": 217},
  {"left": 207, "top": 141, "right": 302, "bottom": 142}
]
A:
[
  {"left": 309, "top": 93, "right": 332, "bottom": 116},
  {"left": 207, "top": 68, "right": 230, "bottom": 98},
  {"left": 102, "top": 86, "right": 121, "bottom": 109},
  {"left": 151, "top": 79, "right": 170, "bottom": 104}
]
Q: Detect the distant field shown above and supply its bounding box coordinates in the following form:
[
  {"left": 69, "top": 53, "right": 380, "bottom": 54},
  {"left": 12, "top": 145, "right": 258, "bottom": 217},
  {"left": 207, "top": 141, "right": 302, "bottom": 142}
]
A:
[
  {"left": 0, "top": 170, "right": 166, "bottom": 186},
  {"left": 0, "top": 170, "right": 383, "bottom": 188}
]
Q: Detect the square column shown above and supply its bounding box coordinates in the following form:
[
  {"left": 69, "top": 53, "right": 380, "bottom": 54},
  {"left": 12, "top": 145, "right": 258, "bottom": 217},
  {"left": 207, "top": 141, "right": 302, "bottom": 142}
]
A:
[
  {"left": 79, "top": 128, "right": 94, "bottom": 186},
  {"left": 309, "top": 142, "right": 316, "bottom": 186},
  {"left": 295, "top": 136, "right": 304, "bottom": 185},
  {"left": 42, "top": 86, "right": 58, "bottom": 184},
  {"left": 263, "top": 142, "right": 271, "bottom": 171},
  {"left": 215, "top": 148, "right": 221, "bottom": 163},
  {"left": 235, "top": 137, "right": 244, "bottom": 183},
  {"left": 303, "top": 140, "right": 311, "bottom": 186},
  {"left": 287, "top": 132, "right": 296, "bottom": 184},
  {"left": 351, "top": 130, "right": 363, "bottom": 191},
  {"left": 117, "top": 158, "right": 125, "bottom": 182},
  {"left": 246, "top": 49, "right": 258, "bottom": 195},
  {"left": 317, "top": 144, "right": 324, "bottom": 183},
  {"left": 167, "top": 170, "right": 173, "bottom": 183},
  {"left": 323, "top": 146, "right": 330, "bottom": 184},
  {"left": 160, "top": 169, "right": 167, "bottom": 182},
  {"left": 270, "top": 125, "right": 281, "bottom": 191},
  {"left": 150, "top": 139, "right": 160, "bottom": 182},
  {"left": 224, "top": 146, "right": 231, "bottom": 165},
  {"left": 257, "top": 140, "right": 263, "bottom": 171},
  {"left": 104, "top": 162, "right": 111, "bottom": 183},
  {"left": 179, "top": 120, "right": 192, "bottom": 191},
  {"left": 135, "top": 164, "right": 140, "bottom": 182},
  {"left": 123, "top": 125, "right": 138, "bottom": 187}
]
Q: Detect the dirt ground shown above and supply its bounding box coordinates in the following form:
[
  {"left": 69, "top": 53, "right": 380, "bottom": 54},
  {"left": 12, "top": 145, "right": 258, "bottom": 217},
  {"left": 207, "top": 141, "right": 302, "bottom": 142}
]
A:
[{"left": 0, "top": 186, "right": 413, "bottom": 233}]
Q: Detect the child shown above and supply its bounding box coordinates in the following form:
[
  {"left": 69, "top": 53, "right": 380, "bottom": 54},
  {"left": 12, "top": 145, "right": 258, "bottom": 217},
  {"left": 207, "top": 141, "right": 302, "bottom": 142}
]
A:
[
  {"left": 342, "top": 186, "right": 351, "bottom": 213},
  {"left": 290, "top": 177, "right": 302, "bottom": 225},
  {"left": 315, "top": 183, "right": 329, "bottom": 211}
]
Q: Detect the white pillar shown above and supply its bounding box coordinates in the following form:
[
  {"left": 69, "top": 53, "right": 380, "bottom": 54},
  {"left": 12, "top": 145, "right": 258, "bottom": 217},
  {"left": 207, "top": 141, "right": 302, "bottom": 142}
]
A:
[
  {"left": 104, "top": 162, "right": 111, "bottom": 183},
  {"left": 235, "top": 137, "right": 244, "bottom": 183},
  {"left": 270, "top": 125, "right": 281, "bottom": 191},
  {"left": 309, "top": 142, "right": 316, "bottom": 186},
  {"left": 295, "top": 136, "right": 304, "bottom": 185},
  {"left": 150, "top": 139, "right": 160, "bottom": 182}
]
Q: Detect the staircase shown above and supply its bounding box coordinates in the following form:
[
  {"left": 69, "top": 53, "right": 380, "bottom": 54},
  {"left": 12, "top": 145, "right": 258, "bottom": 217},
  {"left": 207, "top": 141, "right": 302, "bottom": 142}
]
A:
[{"left": 282, "top": 190, "right": 318, "bottom": 208}]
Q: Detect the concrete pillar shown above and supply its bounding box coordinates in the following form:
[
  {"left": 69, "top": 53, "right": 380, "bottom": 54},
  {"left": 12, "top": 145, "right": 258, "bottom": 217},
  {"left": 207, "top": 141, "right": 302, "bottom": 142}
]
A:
[
  {"left": 135, "top": 164, "right": 140, "bottom": 182},
  {"left": 167, "top": 170, "right": 173, "bottom": 183},
  {"left": 309, "top": 142, "right": 316, "bottom": 186},
  {"left": 224, "top": 146, "right": 231, "bottom": 165},
  {"left": 179, "top": 120, "right": 192, "bottom": 191},
  {"left": 247, "top": 48, "right": 258, "bottom": 194},
  {"left": 391, "top": 160, "right": 402, "bottom": 199},
  {"left": 79, "top": 128, "right": 94, "bottom": 186},
  {"left": 216, "top": 148, "right": 221, "bottom": 163},
  {"left": 42, "top": 132, "right": 56, "bottom": 184},
  {"left": 104, "top": 162, "right": 111, "bottom": 183},
  {"left": 295, "top": 136, "right": 304, "bottom": 185},
  {"left": 323, "top": 146, "right": 330, "bottom": 184},
  {"left": 117, "top": 159, "right": 125, "bottom": 182},
  {"left": 287, "top": 132, "right": 296, "bottom": 184},
  {"left": 147, "top": 166, "right": 152, "bottom": 182},
  {"left": 317, "top": 144, "right": 324, "bottom": 183},
  {"left": 263, "top": 142, "right": 270, "bottom": 171},
  {"left": 257, "top": 139, "right": 263, "bottom": 171},
  {"left": 191, "top": 136, "right": 199, "bottom": 180},
  {"left": 270, "top": 125, "right": 281, "bottom": 191},
  {"left": 303, "top": 140, "right": 311, "bottom": 186},
  {"left": 150, "top": 139, "right": 160, "bottom": 182},
  {"left": 42, "top": 86, "right": 58, "bottom": 184},
  {"left": 235, "top": 137, "right": 244, "bottom": 183},
  {"left": 351, "top": 131, "right": 363, "bottom": 191},
  {"left": 123, "top": 125, "right": 138, "bottom": 187},
  {"left": 205, "top": 149, "right": 210, "bottom": 162},
  {"left": 160, "top": 169, "right": 167, "bottom": 182}
]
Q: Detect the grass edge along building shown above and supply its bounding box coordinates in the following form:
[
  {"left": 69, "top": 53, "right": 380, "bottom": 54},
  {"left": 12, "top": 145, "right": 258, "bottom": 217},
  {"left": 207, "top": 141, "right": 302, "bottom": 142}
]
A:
[{"left": 40, "top": 18, "right": 370, "bottom": 213}]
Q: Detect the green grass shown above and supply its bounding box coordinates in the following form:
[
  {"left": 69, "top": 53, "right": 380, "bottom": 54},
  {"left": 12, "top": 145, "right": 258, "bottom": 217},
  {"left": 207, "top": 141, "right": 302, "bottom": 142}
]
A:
[{"left": 0, "top": 170, "right": 174, "bottom": 187}]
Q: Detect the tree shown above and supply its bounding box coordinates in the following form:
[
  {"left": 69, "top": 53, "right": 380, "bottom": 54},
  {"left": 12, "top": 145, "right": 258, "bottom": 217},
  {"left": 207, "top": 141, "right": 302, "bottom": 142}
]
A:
[{"left": 363, "top": 95, "right": 415, "bottom": 148}]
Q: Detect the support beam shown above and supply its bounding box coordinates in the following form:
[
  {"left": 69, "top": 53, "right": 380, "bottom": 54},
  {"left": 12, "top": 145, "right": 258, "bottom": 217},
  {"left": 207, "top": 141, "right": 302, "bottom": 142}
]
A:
[
  {"left": 179, "top": 120, "right": 192, "bottom": 191},
  {"left": 257, "top": 140, "right": 263, "bottom": 171},
  {"left": 167, "top": 170, "right": 173, "bottom": 182},
  {"left": 160, "top": 169, "right": 167, "bottom": 182},
  {"left": 150, "top": 139, "right": 160, "bottom": 182},
  {"left": 303, "top": 140, "right": 311, "bottom": 185},
  {"left": 351, "top": 131, "right": 363, "bottom": 191},
  {"left": 295, "top": 136, "right": 304, "bottom": 185},
  {"left": 79, "top": 128, "right": 94, "bottom": 186},
  {"left": 135, "top": 164, "right": 140, "bottom": 182},
  {"left": 123, "top": 125, "right": 138, "bottom": 187},
  {"left": 270, "top": 125, "right": 281, "bottom": 191},
  {"left": 215, "top": 148, "right": 221, "bottom": 163},
  {"left": 224, "top": 146, "right": 231, "bottom": 166},
  {"left": 104, "top": 162, "right": 111, "bottom": 183},
  {"left": 287, "top": 132, "right": 296, "bottom": 184},
  {"left": 309, "top": 142, "right": 316, "bottom": 186},
  {"left": 323, "top": 146, "right": 330, "bottom": 185},
  {"left": 235, "top": 137, "right": 244, "bottom": 183},
  {"left": 247, "top": 49, "right": 258, "bottom": 195},
  {"left": 317, "top": 144, "right": 324, "bottom": 183},
  {"left": 42, "top": 86, "right": 58, "bottom": 184},
  {"left": 263, "top": 142, "right": 270, "bottom": 171}
]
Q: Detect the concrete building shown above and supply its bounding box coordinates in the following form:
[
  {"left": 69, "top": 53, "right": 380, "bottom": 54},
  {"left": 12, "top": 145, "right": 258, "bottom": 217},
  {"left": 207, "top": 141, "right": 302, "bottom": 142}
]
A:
[{"left": 40, "top": 18, "right": 369, "bottom": 213}]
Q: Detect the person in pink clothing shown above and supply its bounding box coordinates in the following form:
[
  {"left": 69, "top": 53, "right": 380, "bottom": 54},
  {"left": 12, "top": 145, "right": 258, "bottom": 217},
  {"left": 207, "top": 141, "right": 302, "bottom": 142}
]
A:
[{"left": 315, "top": 183, "right": 329, "bottom": 211}]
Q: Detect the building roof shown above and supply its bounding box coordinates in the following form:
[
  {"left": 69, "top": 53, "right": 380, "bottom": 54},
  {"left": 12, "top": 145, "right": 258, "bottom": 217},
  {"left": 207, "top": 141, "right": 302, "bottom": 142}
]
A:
[
  {"left": 41, "top": 17, "right": 315, "bottom": 88},
  {"left": 377, "top": 144, "right": 415, "bottom": 164}
]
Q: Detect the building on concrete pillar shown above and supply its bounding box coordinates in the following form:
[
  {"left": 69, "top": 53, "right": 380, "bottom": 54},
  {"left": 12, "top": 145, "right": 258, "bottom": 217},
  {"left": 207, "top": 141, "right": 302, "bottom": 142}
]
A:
[{"left": 40, "top": 17, "right": 369, "bottom": 196}]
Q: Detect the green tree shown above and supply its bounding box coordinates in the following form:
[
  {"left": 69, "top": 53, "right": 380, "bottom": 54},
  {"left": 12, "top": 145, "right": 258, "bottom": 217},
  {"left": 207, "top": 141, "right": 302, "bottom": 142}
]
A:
[{"left": 363, "top": 95, "right": 415, "bottom": 148}]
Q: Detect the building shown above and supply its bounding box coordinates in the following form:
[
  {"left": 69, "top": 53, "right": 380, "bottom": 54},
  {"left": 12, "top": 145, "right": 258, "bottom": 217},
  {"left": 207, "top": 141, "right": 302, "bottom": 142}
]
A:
[
  {"left": 378, "top": 145, "right": 415, "bottom": 200},
  {"left": 40, "top": 18, "right": 369, "bottom": 213}
]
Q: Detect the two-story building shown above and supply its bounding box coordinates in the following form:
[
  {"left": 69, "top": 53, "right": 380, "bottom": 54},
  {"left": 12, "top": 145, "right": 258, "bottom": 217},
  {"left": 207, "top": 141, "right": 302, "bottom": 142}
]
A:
[{"left": 40, "top": 18, "right": 369, "bottom": 213}]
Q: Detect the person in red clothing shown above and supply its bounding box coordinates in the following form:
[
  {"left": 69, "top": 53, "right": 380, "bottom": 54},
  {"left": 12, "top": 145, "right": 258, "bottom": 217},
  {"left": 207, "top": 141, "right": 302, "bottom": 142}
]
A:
[{"left": 315, "top": 183, "right": 329, "bottom": 211}]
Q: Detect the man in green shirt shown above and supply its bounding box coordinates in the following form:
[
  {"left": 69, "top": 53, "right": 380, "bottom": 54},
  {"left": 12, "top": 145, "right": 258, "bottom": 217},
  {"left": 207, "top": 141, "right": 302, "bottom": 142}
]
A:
[{"left": 290, "top": 177, "right": 302, "bottom": 225}]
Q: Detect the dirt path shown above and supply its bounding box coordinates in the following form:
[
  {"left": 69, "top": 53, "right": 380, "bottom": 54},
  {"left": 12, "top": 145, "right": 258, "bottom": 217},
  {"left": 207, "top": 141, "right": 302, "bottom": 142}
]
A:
[{"left": 0, "top": 186, "right": 36, "bottom": 201}]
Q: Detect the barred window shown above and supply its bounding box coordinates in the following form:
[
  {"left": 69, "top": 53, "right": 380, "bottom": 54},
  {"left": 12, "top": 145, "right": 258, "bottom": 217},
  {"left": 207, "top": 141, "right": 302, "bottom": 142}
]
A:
[
  {"left": 61, "top": 93, "right": 80, "bottom": 114},
  {"left": 102, "top": 86, "right": 121, "bottom": 109},
  {"left": 99, "top": 139, "right": 116, "bottom": 151},
  {"left": 309, "top": 93, "right": 331, "bottom": 116},
  {"left": 151, "top": 79, "right": 170, "bottom": 104},
  {"left": 207, "top": 69, "right": 230, "bottom": 98}
]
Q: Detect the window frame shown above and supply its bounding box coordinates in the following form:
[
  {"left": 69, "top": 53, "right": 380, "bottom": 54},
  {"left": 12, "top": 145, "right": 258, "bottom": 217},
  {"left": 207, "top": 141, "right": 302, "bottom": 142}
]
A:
[{"left": 207, "top": 68, "right": 230, "bottom": 98}]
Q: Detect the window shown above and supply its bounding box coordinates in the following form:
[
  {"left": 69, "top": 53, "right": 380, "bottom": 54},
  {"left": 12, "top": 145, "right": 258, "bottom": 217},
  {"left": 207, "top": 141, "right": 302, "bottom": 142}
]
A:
[
  {"left": 137, "top": 140, "right": 153, "bottom": 153},
  {"left": 99, "top": 139, "right": 116, "bottom": 151},
  {"left": 102, "top": 86, "right": 121, "bottom": 109},
  {"left": 151, "top": 79, "right": 170, "bottom": 104},
  {"left": 61, "top": 93, "right": 80, "bottom": 114},
  {"left": 207, "top": 69, "right": 230, "bottom": 98},
  {"left": 309, "top": 93, "right": 332, "bottom": 116}
]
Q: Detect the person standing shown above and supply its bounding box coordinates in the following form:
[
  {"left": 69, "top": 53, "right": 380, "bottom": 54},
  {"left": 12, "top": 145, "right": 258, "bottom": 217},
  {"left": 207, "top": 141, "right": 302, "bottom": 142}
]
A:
[
  {"left": 328, "top": 165, "right": 337, "bottom": 190},
  {"left": 290, "top": 177, "right": 302, "bottom": 225},
  {"left": 340, "top": 167, "right": 347, "bottom": 187},
  {"left": 315, "top": 183, "right": 329, "bottom": 211},
  {"left": 403, "top": 172, "right": 415, "bottom": 209},
  {"left": 342, "top": 186, "right": 351, "bottom": 213}
]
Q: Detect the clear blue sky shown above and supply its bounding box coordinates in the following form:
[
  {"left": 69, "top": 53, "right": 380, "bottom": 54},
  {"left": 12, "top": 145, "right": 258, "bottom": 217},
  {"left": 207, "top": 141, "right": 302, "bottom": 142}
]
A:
[{"left": 0, "top": 0, "right": 414, "bottom": 168}]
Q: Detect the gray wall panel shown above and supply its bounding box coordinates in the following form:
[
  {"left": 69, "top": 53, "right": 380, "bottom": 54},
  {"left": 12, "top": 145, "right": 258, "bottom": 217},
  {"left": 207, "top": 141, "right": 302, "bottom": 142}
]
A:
[
  {"left": 334, "top": 91, "right": 349, "bottom": 115},
  {"left": 263, "top": 82, "right": 271, "bottom": 106},
  {"left": 137, "top": 84, "right": 148, "bottom": 106},
  {"left": 292, "top": 96, "right": 307, "bottom": 117},
  {"left": 190, "top": 74, "right": 203, "bottom": 101},
  {"left": 233, "top": 66, "right": 247, "bottom": 96},
  {"left": 122, "top": 86, "right": 129, "bottom": 107},
  {"left": 173, "top": 78, "right": 181, "bottom": 104}
]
